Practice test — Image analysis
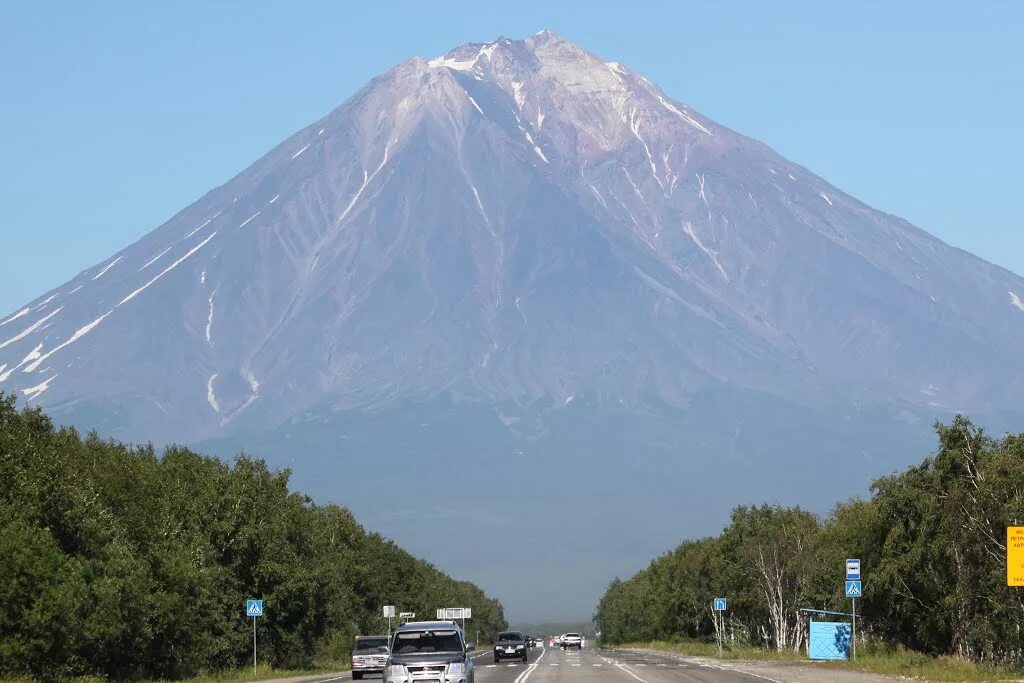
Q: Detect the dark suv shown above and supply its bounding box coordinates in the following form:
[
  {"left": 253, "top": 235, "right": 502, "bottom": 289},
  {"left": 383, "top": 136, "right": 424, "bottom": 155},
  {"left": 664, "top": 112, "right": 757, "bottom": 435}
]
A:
[
  {"left": 352, "top": 635, "right": 389, "bottom": 679},
  {"left": 384, "top": 621, "right": 475, "bottom": 683},
  {"left": 493, "top": 631, "right": 528, "bottom": 663}
]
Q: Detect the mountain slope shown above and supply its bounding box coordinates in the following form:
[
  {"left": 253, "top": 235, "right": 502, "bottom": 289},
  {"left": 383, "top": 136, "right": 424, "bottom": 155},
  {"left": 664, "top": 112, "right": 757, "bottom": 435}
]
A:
[{"left": 3, "top": 30, "right": 1023, "bottom": 619}]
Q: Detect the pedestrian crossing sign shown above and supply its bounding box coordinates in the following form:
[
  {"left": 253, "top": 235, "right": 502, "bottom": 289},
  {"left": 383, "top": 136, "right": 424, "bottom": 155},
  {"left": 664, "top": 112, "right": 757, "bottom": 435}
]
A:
[{"left": 246, "top": 599, "right": 264, "bottom": 617}]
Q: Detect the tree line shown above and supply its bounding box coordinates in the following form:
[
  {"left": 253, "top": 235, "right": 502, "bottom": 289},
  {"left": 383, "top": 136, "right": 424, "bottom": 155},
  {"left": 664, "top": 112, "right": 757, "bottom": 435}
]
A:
[
  {"left": 595, "top": 416, "right": 1024, "bottom": 665},
  {"left": 0, "top": 395, "right": 507, "bottom": 680}
]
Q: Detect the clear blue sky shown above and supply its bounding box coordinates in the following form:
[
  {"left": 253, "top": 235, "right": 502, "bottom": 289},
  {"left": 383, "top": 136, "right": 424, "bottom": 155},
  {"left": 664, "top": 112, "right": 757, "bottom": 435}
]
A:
[{"left": 2, "top": 1, "right": 1022, "bottom": 315}]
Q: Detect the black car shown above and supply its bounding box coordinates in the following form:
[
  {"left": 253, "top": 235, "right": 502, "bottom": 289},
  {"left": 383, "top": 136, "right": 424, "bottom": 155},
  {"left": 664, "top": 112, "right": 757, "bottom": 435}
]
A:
[{"left": 493, "top": 631, "right": 528, "bottom": 663}]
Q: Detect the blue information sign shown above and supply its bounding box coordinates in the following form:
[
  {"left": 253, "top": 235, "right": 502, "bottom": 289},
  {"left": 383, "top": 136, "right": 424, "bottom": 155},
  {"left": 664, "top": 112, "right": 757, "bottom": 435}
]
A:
[
  {"left": 246, "top": 599, "right": 264, "bottom": 617},
  {"left": 713, "top": 597, "right": 727, "bottom": 611},
  {"left": 846, "top": 559, "right": 861, "bottom": 580},
  {"left": 845, "top": 580, "right": 862, "bottom": 598}
]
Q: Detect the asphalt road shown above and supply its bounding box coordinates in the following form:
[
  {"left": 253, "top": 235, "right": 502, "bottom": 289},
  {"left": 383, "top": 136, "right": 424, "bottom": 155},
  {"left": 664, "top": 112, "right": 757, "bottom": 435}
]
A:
[{"left": 296, "top": 645, "right": 781, "bottom": 683}]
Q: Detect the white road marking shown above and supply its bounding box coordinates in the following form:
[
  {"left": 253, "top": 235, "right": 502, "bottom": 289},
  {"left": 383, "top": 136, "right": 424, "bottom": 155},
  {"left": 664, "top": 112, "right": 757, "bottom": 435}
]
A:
[
  {"left": 615, "top": 661, "right": 651, "bottom": 683},
  {"left": 512, "top": 646, "right": 546, "bottom": 683}
]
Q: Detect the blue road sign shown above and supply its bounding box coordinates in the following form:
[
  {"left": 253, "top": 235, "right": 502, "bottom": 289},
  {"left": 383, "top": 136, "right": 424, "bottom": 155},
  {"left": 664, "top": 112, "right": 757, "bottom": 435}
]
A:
[
  {"left": 846, "top": 559, "right": 861, "bottom": 580},
  {"left": 246, "top": 599, "right": 264, "bottom": 617},
  {"left": 845, "top": 580, "right": 862, "bottom": 598},
  {"left": 713, "top": 598, "right": 727, "bottom": 611}
]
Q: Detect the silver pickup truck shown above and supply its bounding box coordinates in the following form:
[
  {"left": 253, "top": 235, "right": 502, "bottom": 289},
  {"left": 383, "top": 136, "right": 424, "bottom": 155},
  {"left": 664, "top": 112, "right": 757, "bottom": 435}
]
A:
[{"left": 352, "top": 635, "right": 390, "bottom": 679}]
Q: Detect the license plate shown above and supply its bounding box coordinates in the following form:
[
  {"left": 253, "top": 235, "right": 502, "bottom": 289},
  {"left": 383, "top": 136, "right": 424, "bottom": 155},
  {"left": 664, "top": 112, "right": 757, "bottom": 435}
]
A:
[{"left": 506, "top": 648, "right": 516, "bottom": 653}]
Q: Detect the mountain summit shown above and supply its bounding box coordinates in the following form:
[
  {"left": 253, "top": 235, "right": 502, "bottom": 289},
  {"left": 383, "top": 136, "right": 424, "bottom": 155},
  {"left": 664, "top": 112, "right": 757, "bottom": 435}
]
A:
[{"left": 3, "top": 32, "right": 1023, "bottom": 618}]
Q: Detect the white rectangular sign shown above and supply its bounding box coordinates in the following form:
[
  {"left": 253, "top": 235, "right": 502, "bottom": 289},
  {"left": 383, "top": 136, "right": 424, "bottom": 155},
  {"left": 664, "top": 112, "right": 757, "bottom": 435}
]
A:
[
  {"left": 437, "top": 607, "right": 471, "bottom": 620},
  {"left": 383, "top": 605, "right": 396, "bottom": 618},
  {"left": 846, "top": 559, "right": 861, "bottom": 580}
]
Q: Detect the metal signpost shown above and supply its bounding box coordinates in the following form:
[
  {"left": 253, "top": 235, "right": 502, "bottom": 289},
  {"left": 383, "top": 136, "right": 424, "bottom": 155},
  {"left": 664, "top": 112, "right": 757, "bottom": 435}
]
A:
[
  {"left": 384, "top": 605, "right": 396, "bottom": 640},
  {"left": 246, "top": 599, "right": 264, "bottom": 672},
  {"left": 1007, "top": 527, "right": 1024, "bottom": 586},
  {"left": 845, "top": 559, "right": 861, "bottom": 660},
  {"left": 712, "top": 598, "right": 727, "bottom": 656}
]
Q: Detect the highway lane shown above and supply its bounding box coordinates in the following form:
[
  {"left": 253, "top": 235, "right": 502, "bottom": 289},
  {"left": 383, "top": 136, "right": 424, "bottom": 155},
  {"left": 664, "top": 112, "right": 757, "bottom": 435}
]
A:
[
  {"left": 300, "top": 644, "right": 779, "bottom": 683},
  {"left": 472, "top": 645, "right": 779, "bottom": 683}
]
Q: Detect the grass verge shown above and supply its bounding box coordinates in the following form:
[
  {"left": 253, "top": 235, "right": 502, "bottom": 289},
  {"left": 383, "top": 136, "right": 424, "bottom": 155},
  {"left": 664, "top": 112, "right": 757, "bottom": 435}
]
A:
[{"left": 614, "top": 640, "right": 1024, "bottom": 682}]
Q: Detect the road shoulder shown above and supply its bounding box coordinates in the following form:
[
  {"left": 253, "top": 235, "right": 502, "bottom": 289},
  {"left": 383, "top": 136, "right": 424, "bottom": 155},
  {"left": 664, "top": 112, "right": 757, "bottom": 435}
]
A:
[{"left": 612, "top": 648, "right": 908, "bottom": 683}]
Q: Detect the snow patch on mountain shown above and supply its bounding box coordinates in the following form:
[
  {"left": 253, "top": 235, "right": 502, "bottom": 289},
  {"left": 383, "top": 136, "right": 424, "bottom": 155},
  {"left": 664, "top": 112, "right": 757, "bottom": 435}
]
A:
[
  {"left": 682, "top": 220, "right": 729, "bottom": 281},
  {"left": 335, "top": 142, "right": 393, "bottom": 226},
  {"left": 1011, "top": 291, "right": 1024, "bottom": 312},
  {"left": 140, "top": 246, "right": 173, "bottom": 271},
  {"left": 0, "top": 307, "right": 62, "bottom": 350},
  {"left": 239, "top": 212, "right": 261, "bottom": 228},
  {"left": 92, "top": 256, "right": 123, "bottom": 280},
  {"left": 22, "top": 374, "right": 57, "bottom": 401},
  {"left": 18, "top": 233, "right": 218, "bottom": 375},
  {"left": 206, "top": 292, "right": 216, "bottom": 345},
  {"left": 186, "top": 212, "right": 220, "bottom": 239},
  {"left": 0, "top": 308, "right": 30, "bottom": 327},
  {"left": 207, "top": 373, "right": 220, "bottom": 412},
  {"left": 656, "top": 95, "right": 711, "bottom": 135}
]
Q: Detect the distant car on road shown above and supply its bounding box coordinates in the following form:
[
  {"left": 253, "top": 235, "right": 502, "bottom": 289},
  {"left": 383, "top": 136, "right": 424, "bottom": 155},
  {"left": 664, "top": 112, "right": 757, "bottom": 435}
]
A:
[
  {"left": 385, "top": 621, "right": 475, "bottom": 683},
  {"left": 493, "top": 631, "right": 529, "bottom": 663},
  {"left": 561, "top": 632, "right": 583, "bottom": 650},
  {"left": 352, "top": 635, "right": 389, "bottom": 679}
]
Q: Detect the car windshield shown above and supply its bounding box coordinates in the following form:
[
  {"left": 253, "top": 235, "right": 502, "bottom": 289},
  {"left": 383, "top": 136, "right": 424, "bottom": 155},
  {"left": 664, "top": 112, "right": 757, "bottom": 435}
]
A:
[
  {"left": 393, "top": 630, "right": 462, "bottom": 654},
  {"left": 566, "top": 633, "right": 581, "bottom": 638},
  {"left": 497, "top": 632, "right": 524, "bottom": 642},
  {"left": 355, "top": 637, "right": 388, "bottom": 652}
]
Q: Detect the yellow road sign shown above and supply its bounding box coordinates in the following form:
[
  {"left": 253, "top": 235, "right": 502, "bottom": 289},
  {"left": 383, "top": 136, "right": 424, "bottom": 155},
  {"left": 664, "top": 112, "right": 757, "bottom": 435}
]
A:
[{"left": 1007, "top": 527, "right": 1024, "bottom": 586}]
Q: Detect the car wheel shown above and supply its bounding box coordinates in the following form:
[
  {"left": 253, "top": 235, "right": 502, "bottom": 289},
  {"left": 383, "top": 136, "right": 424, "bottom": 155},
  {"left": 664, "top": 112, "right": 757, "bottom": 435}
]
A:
[
  {"left": 493, "top": 657, "right": 499, "bottom": 664},
  {"left": 352, "top": 674, "right": 362, "bottom": 680}
]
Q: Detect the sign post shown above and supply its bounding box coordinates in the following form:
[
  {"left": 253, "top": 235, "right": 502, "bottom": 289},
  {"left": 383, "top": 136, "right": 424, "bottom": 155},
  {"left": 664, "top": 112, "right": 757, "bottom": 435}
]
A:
[
  {"left": 845, "top": 559, "right": 861, "bottom": 660},
  {"left": 712, "top": 598, "right": 727, "bottom": 657},
  {"left": 384, "top": 605, "right": 396, "bottom": 641},
  {"left": 1007, "top": 527, "right": 1024, "bottom": 586},
  {"left": 437, "top": 607, "right": 472, "bottom": 632},
  {"left": 246, "top": 599, "right": 264, "bottom": 672}
]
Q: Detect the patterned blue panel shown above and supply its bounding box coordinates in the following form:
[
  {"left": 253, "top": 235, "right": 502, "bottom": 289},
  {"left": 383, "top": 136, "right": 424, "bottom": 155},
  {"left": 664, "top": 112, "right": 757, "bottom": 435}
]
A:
[{"left": 808, "top": 620, "right": 851, "bottom": 660}]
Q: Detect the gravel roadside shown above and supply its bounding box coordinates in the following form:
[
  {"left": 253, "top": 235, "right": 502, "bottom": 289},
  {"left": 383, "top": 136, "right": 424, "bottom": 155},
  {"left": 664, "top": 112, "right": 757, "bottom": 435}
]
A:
[{"left": 618, "top": 648, "right": 909, "bottom": 683}]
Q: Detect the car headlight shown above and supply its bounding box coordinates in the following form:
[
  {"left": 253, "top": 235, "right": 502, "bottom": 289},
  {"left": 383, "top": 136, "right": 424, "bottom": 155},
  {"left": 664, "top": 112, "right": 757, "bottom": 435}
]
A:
[
  {"left": 385, "top": 664, "right": 407, "bottom": 678},
  {"left": 516, "top": 644, "right": 524, "bottom": 649},
  {"left": 448, "top": 662, "right": 468, "bottom": 675}
]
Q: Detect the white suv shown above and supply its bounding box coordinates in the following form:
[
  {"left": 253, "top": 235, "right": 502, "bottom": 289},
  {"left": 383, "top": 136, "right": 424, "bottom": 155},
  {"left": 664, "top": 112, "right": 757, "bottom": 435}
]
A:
[{"left": 560, "top": 633, "right": 583, "bottom": 650}]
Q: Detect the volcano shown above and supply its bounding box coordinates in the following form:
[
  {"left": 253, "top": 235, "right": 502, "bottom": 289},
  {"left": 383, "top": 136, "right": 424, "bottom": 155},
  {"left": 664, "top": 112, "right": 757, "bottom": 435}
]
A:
[{"left": 3, "top": 30, "right": 1023, "bottom": 620}]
